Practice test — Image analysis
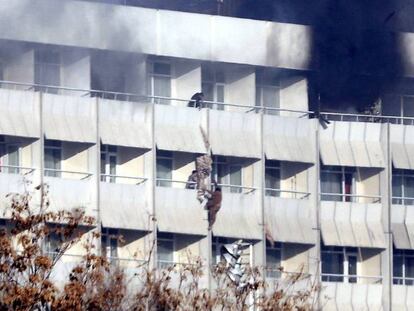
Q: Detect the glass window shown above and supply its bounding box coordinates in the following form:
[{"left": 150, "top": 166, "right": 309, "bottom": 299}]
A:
[
  {"left": 266, "top": 241, "right": 282, "bottom": 278},
  {"left": 201, "top": 65, "right": 225, "bottom": 110},
  {"left": 320, "top": 165, "right": 355, "bottom": 202},
  {"left": 150, "top": 62, "right": 171, "bottom": 105},
  {"left": 157, "top": 232, "right": 174, "bottom": 268},
  {"left": 44, "top": 140, "right": 62, "bottom": 178},
  {"left": 321, "top": 245, "right": 360, "bottom": 283},
  {"left": 393, "top": 169, "right": 414, "bottom": 205},
  {"left": 212, "top": 156, "right": 243, "bottom": 193},
  {"left": 35, "top": 48, "right": 60, "bottom": 93},
  {"left": 393, "top": 248, "right": 414, "bottom": 285},
  {"left": 101, "top": 145, "right": 117, "bottom": 183},
  {"left": 265, "top": 160, "right": 280, "bottom": 197},
  {"left": 102, "top": 228, "right": 118, "bottom": 261},
  {"left": 403, "top": 96, "right": 414, "bottom": 118},
  {"left": 156, "top": 150, "right": 173, "bottom": 187}
]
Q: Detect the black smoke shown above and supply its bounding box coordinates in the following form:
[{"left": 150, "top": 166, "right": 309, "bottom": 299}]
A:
[{"left": 309, "top": 0, "right": 404, "bottom": 113}]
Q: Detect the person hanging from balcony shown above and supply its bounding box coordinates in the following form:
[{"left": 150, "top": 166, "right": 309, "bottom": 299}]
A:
[
  {"left": 207, "top": 183, "right": 222, "bottom": 230},
  {"left": 185, "top": 170, "right": 198, "bottom": 189},
  {"left": 187, "top": 92, "right": 204, "bottom": 108}
]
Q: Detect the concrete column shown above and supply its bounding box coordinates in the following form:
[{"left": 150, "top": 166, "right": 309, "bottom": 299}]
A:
[
  {"left": 381, "top": 123, "right": 392, "bottom": 311},
  {"left": 310, "top": 119, "right": 322, "bottom": 308},
  {"left": 225, "top": 66, "right": 255, "bottom": 112},
  {"left": 173, "top": 60, "right": 201, "bottom": 107}
]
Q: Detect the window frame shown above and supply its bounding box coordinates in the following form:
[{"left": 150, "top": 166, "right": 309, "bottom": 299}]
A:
[
  {"left": 156, "top": 150, "right": 174, "bottom": 187},
  {"left": 320, "top": 165, "right": 356, "bottom": 202},
  {"left": 101, "top": 227, "right": 119, "bottom": 263},
  {"left": 392, "top": 168, "right": 414, "bottom": 205},
  {"left": 44, "top": 140, "right": 62, "bottom": 178},
  {"left": 101, "top": 144, "right": 118, "bottom": 183},
  {"left": 321, "top": 245, "right": 360, "bottom": 283},
  {"left": 148, "top": 60, "right": 172, "bottom": 105},
  {"left": 212, "top": 156, "right": 243, "bottom": 193},
  {"left": 34, "top": 47, "right": 61, "bottom": 93},
  {"left": 393, "top": 248, "right": 414, "bottom": 285},
  {"left": 265, "top": 160, "right": 281, "bottom": 197},
  {"left": 0, "top": 139, "right": 20, "bottom": 174},
  {"left": 157, "top": 232, "right": 175, "bottom": 268}
]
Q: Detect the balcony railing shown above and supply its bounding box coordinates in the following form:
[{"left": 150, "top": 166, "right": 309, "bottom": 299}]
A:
[
  {"left": 320, "top": 111, "right": 414, "bottom": 125},
  {"left": 321, "top": 273, "right": 382, "bottom": 284},
  {"left": 393, "top": 276, "right": 414, "bottom": 285},
  {"left": 0, "top": 165, "right": 35, "bottom": 175},
  {"left": 392, "top": 196, "right": 414, "bottom": 205},
  {"left": 320, "top": 193, "right": 381, "bottom": 204},
  {"left": 265, "top": 188, "right": 311, "bottom": 199},
  {"left": 156, "top": 178, "right": 257, "bottom": 194},
  {"left": 100, "top": 174, "right": 147, "bottom": 185},
  {"left": 44, "top": 168, "right": 93, "bottom": 180}
]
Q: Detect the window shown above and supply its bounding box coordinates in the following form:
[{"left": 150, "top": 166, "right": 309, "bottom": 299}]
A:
[
  {"left": 102, "top": 228, "right": 119, "bottom": 262},
  {"left": 266, "top": 241, "right": 282, "bottom": 278},
  {"left": 44, "top": 140, "right": 62, "bottom": 178},
  {"left": 212, "top": 156, "right": 242, "bottom": 193},
  {"left": 265, "top": 160, "right": 281, "bottom": 196},
  {"left": 43, "top": 231, "right": 62, "bottom": 260},
  {"left": 149, "top": 61, "right": 171, "bottom": 105},
  {"left": 392, "top": 169, "right": 414, "bottom": 205},
  {"left": 321, "top": 245, "right": 358, "bottom": 283},
  {"left": 382, "top": 95, "right": 414, "bottom": 125},
  {"left": 202, "top": 65, "right": 225, "bottom": 110},
  {"left": 157, "top": 232, "right": 174, "bottom": 268},
  {"left": 394, "top": 248, "right": 414, "bottom": 285},
  {"left": 101, "top": 144, "right": 117, "bottom": 183},
  {"left": 320, "top": 165, "right": 355, "bottom": 202},
  {"left": 156, "top": 150, "right": 173, "bottom": 187},
  {"left": 34, "top": 48, "right": 61, "bottom": 93},
  {"left": 0, "top": 139, "right": 20, "bottom": 174},
  {"left": 255, "top": 70, "right": 280, "bottom": 115}
]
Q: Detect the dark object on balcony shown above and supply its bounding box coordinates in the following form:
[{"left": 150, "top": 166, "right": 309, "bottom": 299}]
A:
[
  {"left": 187, "top": 92, "right": 204, "bottom": 108},
  {"left": 185, "top": 170, "right": 198, "bottom": 189}
]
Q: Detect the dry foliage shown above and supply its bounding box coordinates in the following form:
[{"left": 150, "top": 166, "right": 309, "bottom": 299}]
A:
[{"left": 0, "top": 185, "right": 319, "bottom": 310}]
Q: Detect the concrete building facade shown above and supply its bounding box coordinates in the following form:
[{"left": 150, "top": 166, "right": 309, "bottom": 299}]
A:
[{"left": 1, "top": 0, "right": 414, "bottom": 309}]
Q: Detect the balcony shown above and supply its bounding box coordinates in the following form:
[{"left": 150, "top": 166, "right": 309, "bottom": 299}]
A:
[
  {"left": 213, "top": 186, "right": 261, "bottom": 240},
  {"left": 0, "top": 88, "right": 40, "bottom": 139},
  {"left": 392, "top": 284, "right": 414, "bottom": 310},
  {"left": 321, "top": 282, "right": 383, "bottom": 310},
  {"left": 100, "top": 176, "right": 150, "bottom": 231},
  {"left": 264, "top": 191, "right": 315, "bottom": 244},
  {"left": 155, "top": 183, "right": 207, "bottom": 236},
  {"left": 320, "top": 201, "right": 385, "bottom": 248},
  {"left": 391, "top": 204, "right": 414, "bottom": 249},
  {"left": 44, "top": 169, "right": 95, "bottom": 218},
  {"left": 319, "top": 118, "right": 386, "bottom": 168}
]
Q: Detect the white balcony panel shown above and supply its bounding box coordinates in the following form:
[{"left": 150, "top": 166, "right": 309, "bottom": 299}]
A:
[
  {"left": 155, "top": 105, "right": 206, "bottom": 154},
  {"left": 392, "top": 285, "right": 409, "bottom": 311},
  {"left": 213, "top": 193, "right": 261, "bottom": 240},
  {"left": 320, "top": 121, "right": 385, "bottom": 168},
  {"left": 390, "top": 124, "right": 414, "bottom": 169},
  {"left": 100, "top": 182, "right": 149, "bottom": 231},
  {"left": 263, "top": 116, "right": 315, "bottom": 163},
  {"left": 209, "top": 110, "right": 260, "bottom": 158},
  {"left": 45, "top": 177, "right": 94, "bottom": 218},
  {"left": 43, "top": 93, "right": 95, "bottom": 143},
  {"left": 0, "top": 1, "right": 312, "bottom": 70},
  {"left": 321, "top": 283, "right": 383, "bottom": 311},
  {"left": 0, "top": 89, "right": 40, "bottom": 138},
  {"left": 391, "top": 205, "right": 411, "bottom": 249},
  {"left": 405, "top": 205, "right": 414, "bottom": 249},
  {"left": 0, "top": 172, "right": 34, "bottom": 215},
  {"left": 321, "top": 202, "right": 386, "bottom": 248},
  {"left": 264, "top": 197, "right": 315, "bottom": 244},
  {"left": 99, "top": 99, "right": 151, "bottom": 149},
  {"left": 156, "top": 187, "right": 206, "bottom": 236}
]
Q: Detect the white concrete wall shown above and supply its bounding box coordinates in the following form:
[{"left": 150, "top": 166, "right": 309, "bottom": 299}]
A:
[{"left": 0, "top": 0, "right": 312, "bottom": 70}]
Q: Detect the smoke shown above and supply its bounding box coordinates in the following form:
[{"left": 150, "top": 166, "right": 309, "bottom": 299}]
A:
[{"left": 309, "top": 0, "right": 404, "bottom": 113}]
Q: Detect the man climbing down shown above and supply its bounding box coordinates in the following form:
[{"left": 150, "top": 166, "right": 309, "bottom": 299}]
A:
[{"left": 207, "top": 184, "right": 222, "bottom": 230}]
